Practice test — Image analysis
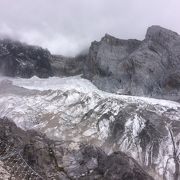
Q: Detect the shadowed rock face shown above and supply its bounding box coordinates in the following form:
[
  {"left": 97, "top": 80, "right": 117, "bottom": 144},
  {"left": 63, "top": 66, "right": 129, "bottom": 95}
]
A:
[
  {"left": 83, "top": 26, "right": 180, "bottom": 101},
  {"left": 0, "top": 39, "right": 53, "bottom": 78},
  {"left": 51, "top": 54, "right": 86, "bottom": 76},
  {"left": 0, "top": 117, "right": 153, "bottom": 180},
  {"left": 0, "top": 26, "right": 180, "bottom": 101}
]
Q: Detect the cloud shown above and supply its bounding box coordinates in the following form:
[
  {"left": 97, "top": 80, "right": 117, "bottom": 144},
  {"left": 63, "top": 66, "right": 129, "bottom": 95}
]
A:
[{"left": 0, "top": 0, "right": 180, "bottom": 56}]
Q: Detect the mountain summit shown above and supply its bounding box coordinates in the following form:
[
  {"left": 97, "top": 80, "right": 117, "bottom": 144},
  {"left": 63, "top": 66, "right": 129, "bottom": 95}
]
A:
[
  {"left": 0, "top": 25, "right": 180, "bottom": 101},
  {"left": 84, "top": 25, "right": 180, "bottom": 101},
  {"left": 0, "top": 25, "right": 180, "bottom": 180}
]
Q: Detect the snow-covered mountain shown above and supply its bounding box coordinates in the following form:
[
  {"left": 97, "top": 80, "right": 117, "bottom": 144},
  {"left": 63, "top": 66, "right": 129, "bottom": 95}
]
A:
[
  {"left": 1, "top": 26, "right": 180, "bottom": 101},
  {"left": 0, "top": 76, "right": 179, "bottom": 179},
  {"left": 1, "top": 25, "right": 180, "bottom": 180}
]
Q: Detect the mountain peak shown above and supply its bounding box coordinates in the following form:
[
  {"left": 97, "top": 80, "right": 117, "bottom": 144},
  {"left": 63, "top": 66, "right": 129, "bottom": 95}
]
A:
[
  {"left": 145, "top": 25, "right": 179, "bottom": 42},
  {"left": 101, "top": 33, "right": 118, "bottom": 42},
  {"left": 100, "top": 33, "right": 141, "bottom": 47}
]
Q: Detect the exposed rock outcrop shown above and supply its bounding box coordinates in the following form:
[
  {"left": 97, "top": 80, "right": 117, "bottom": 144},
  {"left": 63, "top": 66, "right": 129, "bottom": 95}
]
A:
[
  {"left": 0, "top": 26, "right": 179, "bottom": 101},
  {"left": 0, "top": 39, "right": 53, "bottom": 78},
  {"left": 51, "top": 54, "right": 86, "bottom": 76},
  {"left": 0, "top": 117, "right": 153, "bottom": 180},
  {"left": 83, "top": 26, "right": 180, "bottom": 101}
]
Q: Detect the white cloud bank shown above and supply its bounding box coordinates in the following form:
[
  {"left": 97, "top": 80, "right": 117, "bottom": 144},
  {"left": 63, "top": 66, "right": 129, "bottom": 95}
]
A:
[{"left": 0, "top": 0, "right": 180, "bottom": 56}]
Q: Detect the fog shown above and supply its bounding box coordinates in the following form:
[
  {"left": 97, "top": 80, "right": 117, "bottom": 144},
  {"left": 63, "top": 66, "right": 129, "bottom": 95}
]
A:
[{"left": 0, "top": 0, "right": 180, "bottom": 56}]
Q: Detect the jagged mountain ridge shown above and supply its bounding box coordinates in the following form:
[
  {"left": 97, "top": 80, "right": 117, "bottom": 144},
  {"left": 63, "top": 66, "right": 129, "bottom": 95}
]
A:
[
  {"left": 0, "top": 39, "right": 53, "bottom": 78},
  {"left": 0, "top": 25, "right": 180, "bottom": 180},
  {"left": 0, "top": 76, "right": 179, "bottom": 179},
  {"left": 0, "top": 25, "right": 180, "bottom": 100},
  {"left": 83, "top": 26, "right": 180, "bottom": 101}
]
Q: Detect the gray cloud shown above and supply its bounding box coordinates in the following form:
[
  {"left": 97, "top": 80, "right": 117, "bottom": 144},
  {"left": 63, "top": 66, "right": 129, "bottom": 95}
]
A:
[{"left": 0, "top": 0, "right": 180, "bottom": 56}]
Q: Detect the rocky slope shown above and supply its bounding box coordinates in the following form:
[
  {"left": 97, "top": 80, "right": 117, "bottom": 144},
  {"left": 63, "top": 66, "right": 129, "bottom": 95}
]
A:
[
  {"left": 51, "top": 54, "right": 86, "bottom": 76},
  {"left": 0, "top": 25, "right": 180, "bottom": 180},
  {"left": 0, "top": 26, "right": 180, "bottom": 101},
  {"left": 0, "top": 39, "right": 53, "bottom": 78},
  {"left": 0, "top": 76, "right": 179, "bottom": 179},
  {"left": 0, "top": 117, "right": 154, "bottom": 180},
  {"left": 83, "top": 26, "right": 180, "bottom": 101},
  {"left": 50, "top": 26, "right": 180, "bottom": 101}
]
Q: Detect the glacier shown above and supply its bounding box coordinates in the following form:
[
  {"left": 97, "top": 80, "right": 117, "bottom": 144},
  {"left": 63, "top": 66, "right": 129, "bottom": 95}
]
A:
[{"left": 0, "top": 75, "right": 180, "bottom": 179}]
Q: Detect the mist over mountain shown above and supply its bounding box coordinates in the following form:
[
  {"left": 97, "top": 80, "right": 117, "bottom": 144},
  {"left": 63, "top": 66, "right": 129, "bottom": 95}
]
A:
[
  {"left": 0, "top": 25, "right": 180, "bottom": 180},
  {"left": 0, "top": 25, "right": 180, "bottom": 102},
  {"left": 0, "top": 1, "right": 180, "bottom": 179},
  {"left": 0, "top": 0, "right": 180, "bottom": 56}
]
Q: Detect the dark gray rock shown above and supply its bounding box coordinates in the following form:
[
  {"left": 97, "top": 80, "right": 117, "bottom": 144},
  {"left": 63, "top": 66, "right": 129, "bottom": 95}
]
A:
[
  {"left": 83, "top": 26, "right": 180, "bottom": 101},
  {"left": 64, "top": 144, "right": 154, "bottom": 180},
  {"left": 1, "top": 25, "right": 180, "bottom": 101},
  {"left": 51, "top": 54, "right": 86, "bottom": 76},
  {"left": 0, "top": 39, "right": 53, "bottom": 78},
  {"left": 0, "top": 117, "right": 154, "bottom": 180}
]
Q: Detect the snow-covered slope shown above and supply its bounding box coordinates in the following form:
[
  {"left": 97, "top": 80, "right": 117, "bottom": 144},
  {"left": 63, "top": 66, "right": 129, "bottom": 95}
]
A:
[{"left": 0, "top": 76, "right": 180, "bottom": 180}]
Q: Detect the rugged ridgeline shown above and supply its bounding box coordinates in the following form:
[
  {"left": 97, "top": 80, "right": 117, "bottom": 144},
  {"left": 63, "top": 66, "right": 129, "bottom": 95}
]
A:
[
  {"left": 0, "top": 38, "right": 85, "bottom": 78},
  {"left": 0, "top": 77, "right": 180, "bottom": 179},
  {"left": 51, "top": 25, "right": 180, "bottom": 102},
  {"left": 83, "top": 26, "right": 180, "bottom": 101},
  {"left": 0, "top": 39, "right": 53, "bottom": 78},
  {"left": 0, "top": 117, "right": 153, "bottom": 180},
  {"left": 0, "top": 26, "right": 180, "bottom": 100},
  {"left": 0, "top": 25, "right": 180, "bottom": 180}
]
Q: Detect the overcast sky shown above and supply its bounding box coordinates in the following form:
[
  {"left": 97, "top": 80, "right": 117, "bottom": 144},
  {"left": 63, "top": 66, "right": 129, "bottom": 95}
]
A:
[{"left": 0, "top": 0, "right": 180, "bottom": 56}]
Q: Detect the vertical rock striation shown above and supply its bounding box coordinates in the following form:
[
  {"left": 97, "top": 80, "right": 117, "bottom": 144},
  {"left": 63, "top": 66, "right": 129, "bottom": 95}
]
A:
[{"left": 84, "top": 26, "right": 180, "bottom": 101}]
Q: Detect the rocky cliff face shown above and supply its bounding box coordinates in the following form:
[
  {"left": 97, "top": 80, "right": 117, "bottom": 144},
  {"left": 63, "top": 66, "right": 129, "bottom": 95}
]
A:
[
  {"left": 51, "top": 54, "right": 86, "bottom": 76},
  {"left": 84, "top": 26, "right": 180, "bottom": 101},
  {"left": 0, "top": 26, "right": 180, "bottom": 101},
  {"left": 0, "top": 25, "right": 180, "bottom": 179},
  {"left": 0, "top": 117, "right": 153, "bottom": 180},
  {"left": 0, "top": 39, "right": 53, "bottom": 78}
]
